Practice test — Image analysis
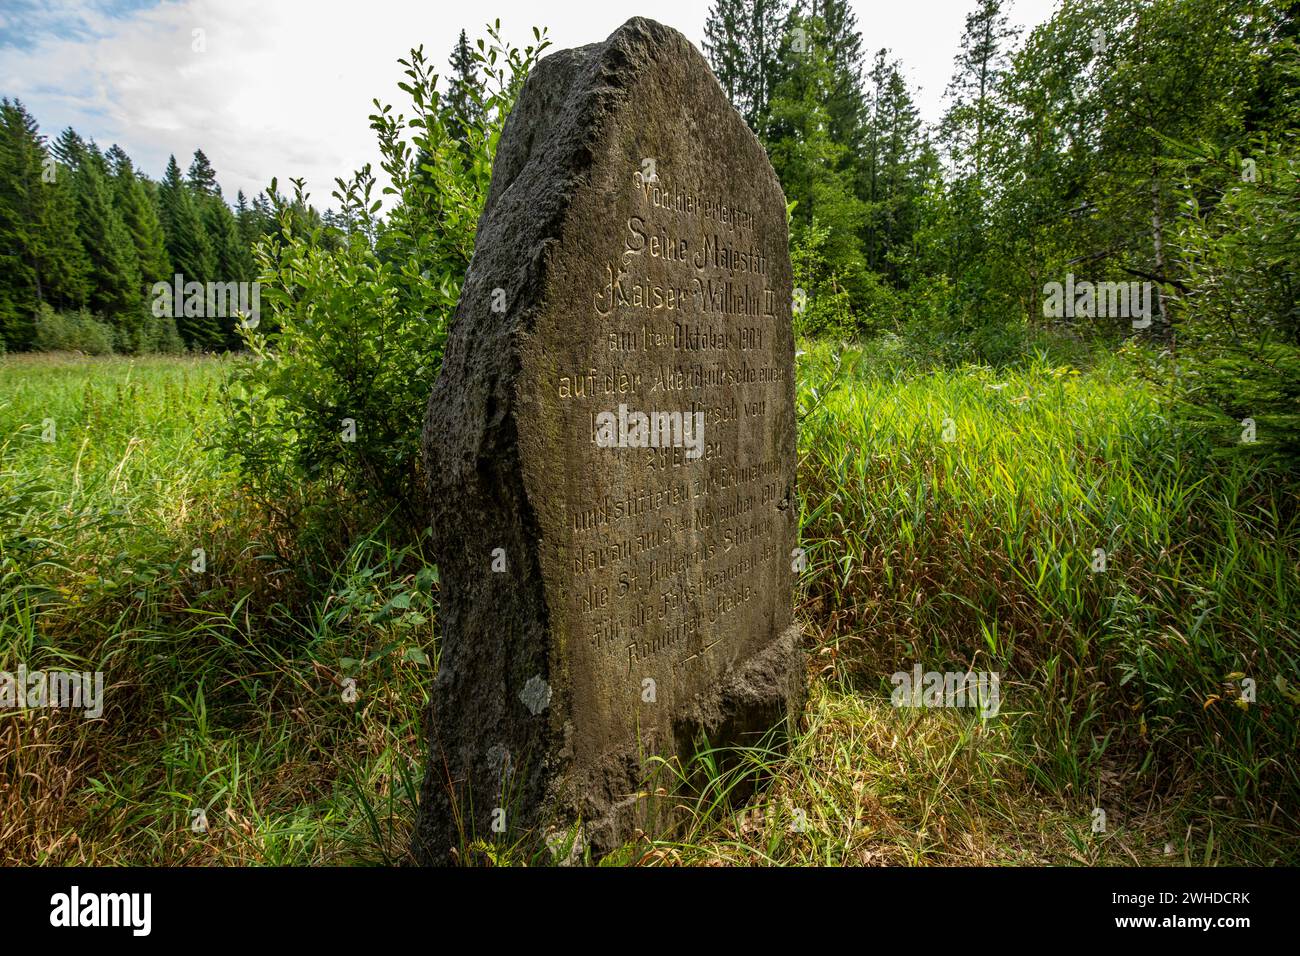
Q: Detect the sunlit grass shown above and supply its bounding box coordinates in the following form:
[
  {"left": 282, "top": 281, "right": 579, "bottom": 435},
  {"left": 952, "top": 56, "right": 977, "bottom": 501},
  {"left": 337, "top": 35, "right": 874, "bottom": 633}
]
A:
[
  {"left": 0, "top": 353, "right": 431, "bottom": 865},
  {"left": 630, "top": 343, "right": 1297, "bottom": 867},
  {"left": 1, "top": 347, "right": 1295, "bottom": 865}
]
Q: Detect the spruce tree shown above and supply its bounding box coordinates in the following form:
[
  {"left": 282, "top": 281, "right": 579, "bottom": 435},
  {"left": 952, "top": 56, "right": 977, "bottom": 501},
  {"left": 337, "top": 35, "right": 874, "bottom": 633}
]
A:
[
  {"left": 106, "top": 144, "right": 170, "bottom": 285},
  {"left": 703, "top": 0, "right": 792, "bottom": 137},
  {"left": 51, "top": 128, "right": 87, "bottom": 167},
  {"left": 815, "top": 0, "right": 869, "bottom": 162},
  {"left": 0, "top": 98, "right": 44, "bottom": 345},
  {"left": 202, "top": 195, "right": 250, "bottom": 320},
  {"left": 235, "top": 191, "right": 256, "bottom": 249},
  {"left": 767, "top": 12, "right": 868, "bottom": 311},
  {"left": 0, "top": 103, "right": 92, "bottom": 345},
  {"left": 187, "top": 148, "right": 220, "bottom": 195},
  {"left": 703, "top": 2, "right": 747, "bottom": 109},
  {"left": 445, "top": 30, "right": 485, "bottom": 153},
  {"left": 861, "top": 51, "right": 923, "bottom": 280},
  {"left": 159, "top": 154, "right": 215, "bottom": 280},
  {"left": 62, "top": 138, "right": 142, "bottom": 336},
  {"left": 39, "top": 154, "right": 93, "bottom": 313},
  {"left": 941, "top": 0, "right": 1016, "bottom": 190},
  {"left": 158, "top": 154, "right": 219, "bottom": 346}
]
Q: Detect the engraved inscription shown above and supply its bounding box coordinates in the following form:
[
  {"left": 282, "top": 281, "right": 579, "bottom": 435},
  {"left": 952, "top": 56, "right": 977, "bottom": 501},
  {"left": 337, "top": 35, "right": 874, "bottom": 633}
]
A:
[{"left": 550, "top": 159, "right": 790, "bottom": 710}]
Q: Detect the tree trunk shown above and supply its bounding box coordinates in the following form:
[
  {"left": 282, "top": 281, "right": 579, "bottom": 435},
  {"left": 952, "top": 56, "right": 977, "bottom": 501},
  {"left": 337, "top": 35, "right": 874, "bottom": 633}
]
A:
[{"left": 1149, "top": 157, "right": 1170, "bottom": 341}]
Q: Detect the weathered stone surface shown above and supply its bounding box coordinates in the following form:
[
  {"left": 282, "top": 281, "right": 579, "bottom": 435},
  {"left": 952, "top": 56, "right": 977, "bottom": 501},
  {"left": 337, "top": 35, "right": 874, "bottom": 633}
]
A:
[{"left": 413, "top": 16, "right": 803, "bottom": 864}]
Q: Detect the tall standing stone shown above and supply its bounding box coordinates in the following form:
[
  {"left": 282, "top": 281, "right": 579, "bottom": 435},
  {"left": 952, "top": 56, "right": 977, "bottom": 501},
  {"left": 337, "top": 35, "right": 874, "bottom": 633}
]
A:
[{"left": 414, "top": 16, "right": 803, "bottom": 864}]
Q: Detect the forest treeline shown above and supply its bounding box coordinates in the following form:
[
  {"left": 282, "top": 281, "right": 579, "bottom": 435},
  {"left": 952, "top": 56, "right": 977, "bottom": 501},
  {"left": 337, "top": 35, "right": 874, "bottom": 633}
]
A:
[
  {"left": 0, "top": 29, "right": 490, "bottom": 356},
  {"left": 704, "top": 0, "right": 1298, "bottom": 454},
  {"left": 0, "top": 109, "right": 284, "bottom": 353},
  {"left": 706, "top": 0, "right": 1295, "bottom": 348},
  {"left": 2, "top": 3, "right": 1295, "bottom": 454}
]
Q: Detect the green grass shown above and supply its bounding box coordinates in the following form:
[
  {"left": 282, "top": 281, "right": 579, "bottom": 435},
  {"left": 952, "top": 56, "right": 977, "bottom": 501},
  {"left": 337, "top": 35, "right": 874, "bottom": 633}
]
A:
[
  {"left": 0, "top": 353, "right": 431, "bottom": 864},
  {"left": 780, "top": 342, "right": 1298, "bottom": 864},
  {"left": 1, "top": 346, "right": 1296, "bottom": 865}
]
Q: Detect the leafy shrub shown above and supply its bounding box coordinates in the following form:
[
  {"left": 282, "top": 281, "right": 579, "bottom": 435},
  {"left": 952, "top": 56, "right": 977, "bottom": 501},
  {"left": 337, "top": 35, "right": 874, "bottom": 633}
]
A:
[
  {"left": 108, "top": 310, "right": 186, "bottom": 355},
  {"left": 791, "top": 217, "right": 857, "bottom": 338},
  {"left": 147, "top": 312, "right": 186, "bottom": 354},
  {"left": 1170, "top": 133, "right": 1300, "bottom": 465},
  {"left": 221, "top": 25, "right": 550, "bottom": 530},
  {"left": 33, "top": 304, "right": 115, "bottom": 355}
]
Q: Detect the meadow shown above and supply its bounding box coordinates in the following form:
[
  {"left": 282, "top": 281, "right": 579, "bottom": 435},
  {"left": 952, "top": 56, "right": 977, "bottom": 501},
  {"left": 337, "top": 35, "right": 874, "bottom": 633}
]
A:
[{"left": 1, "top": 348, "right": 1296, "bottom": 865}]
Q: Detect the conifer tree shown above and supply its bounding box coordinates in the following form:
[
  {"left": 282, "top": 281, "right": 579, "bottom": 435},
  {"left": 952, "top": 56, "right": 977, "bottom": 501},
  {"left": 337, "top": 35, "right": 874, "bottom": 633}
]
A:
[
  {"left": 0, "top": 100, "right": 92, "bottom": 345},
  {"left": 814, "top": 0, "right": 869, "bottom": 163},
  {"left": 861, "top": 50, "right": 924, "bottom": 279},
  {"left": 159, "top": 154, "right": 219, "bottom": 346},
  {"left": 107, "top": 144, "right": 170, "bottom": 284},
  {"left": 703, "top": 0, "right": 792, "bottom": 137},
  {"left": 941, "top": 0, "right": 1016, "bottom": 191},
  {"left": 445, "top": 30, "right": 485, "bottom": 152},
  {"left": 187, "top": 148, "right": 220, "bottom": 195},
  {"left": 767, "top": 11, "right": 869, "bottom": 310},
  {"left": 67, "top": 138, "right": 144, "bottom": 329}
]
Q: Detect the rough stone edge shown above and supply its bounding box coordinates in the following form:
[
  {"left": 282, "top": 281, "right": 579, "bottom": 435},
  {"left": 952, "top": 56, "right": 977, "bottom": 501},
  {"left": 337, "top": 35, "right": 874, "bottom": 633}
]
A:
[
  {"left": 413, "top": 17, "right": 806, "bottom": 865},
  {"left": 582, "top": 624, "right": 808, "bottom": 855}
]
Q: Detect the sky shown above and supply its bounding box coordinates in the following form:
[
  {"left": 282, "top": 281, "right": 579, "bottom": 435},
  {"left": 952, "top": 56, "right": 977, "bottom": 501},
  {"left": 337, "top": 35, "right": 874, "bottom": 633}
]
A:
[{"left": 0, "top": 0, "right": 1061, "bottom": 206}]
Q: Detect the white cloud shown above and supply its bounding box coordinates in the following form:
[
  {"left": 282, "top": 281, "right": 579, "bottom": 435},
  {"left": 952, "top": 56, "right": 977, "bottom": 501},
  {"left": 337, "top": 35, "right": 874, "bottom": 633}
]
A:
[{"left": 0, "top": 0, "right": 1059, "bottom": 207}]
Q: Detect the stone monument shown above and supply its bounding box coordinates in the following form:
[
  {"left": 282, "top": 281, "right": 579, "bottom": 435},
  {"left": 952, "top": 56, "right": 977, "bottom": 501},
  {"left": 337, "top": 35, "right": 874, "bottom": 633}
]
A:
[{"left": 414, "top": 16, "right": 803, "bottom": 864}]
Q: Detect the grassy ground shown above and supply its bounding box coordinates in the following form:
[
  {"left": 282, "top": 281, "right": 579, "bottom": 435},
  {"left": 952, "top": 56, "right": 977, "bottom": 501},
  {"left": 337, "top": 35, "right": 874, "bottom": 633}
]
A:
[{"left": 1, "top": 348, "right": 1296, "bottom": 865}]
